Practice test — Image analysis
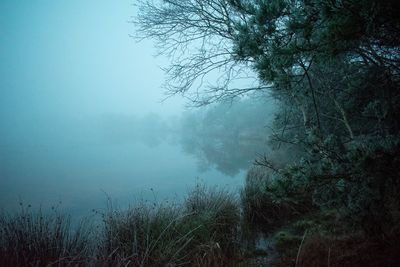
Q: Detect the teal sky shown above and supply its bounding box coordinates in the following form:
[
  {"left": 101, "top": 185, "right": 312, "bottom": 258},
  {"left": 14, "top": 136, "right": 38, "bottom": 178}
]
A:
[{"left": 0, "top": 0, "right": 183, "bottom": 123}]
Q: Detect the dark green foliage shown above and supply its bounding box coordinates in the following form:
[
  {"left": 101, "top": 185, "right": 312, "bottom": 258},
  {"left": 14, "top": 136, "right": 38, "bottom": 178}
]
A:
[
  {"left": 241, "top": 166, "right": 315, "bottom": 232},
  {"left": 273, "top": 230, "right": 302, "bottom": 255},
  {"left": 244, "top": 139, "right": 400, "bottom": 238},
  {"left": 326, "top": 142, "right": 400, "bottom": 235},
  {"left": 137, "top": 0, "right": 400, "bottom": 264}
]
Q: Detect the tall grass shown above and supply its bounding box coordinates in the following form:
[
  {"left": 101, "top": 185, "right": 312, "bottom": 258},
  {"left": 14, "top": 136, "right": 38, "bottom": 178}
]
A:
[
  {"left": 183, "top": 184, "right": 241, "bottom": 266},
  {"left": 241, "top": 166, "right": 271, "bottom": 221},
  {"left": 0, "top": 186, "right": 242, "bottom": 267},
  {"left": 96, "top": 185, "right": 242, "bottom": 267},
  {"left": 2, "top": 181, "right": 395, "bottom": 266},
  {"left": 0, "top": 205, "right": 91, "bottom": 267},
  {"left": 97, "top": 202, "right": 188, "bottom": 266}
]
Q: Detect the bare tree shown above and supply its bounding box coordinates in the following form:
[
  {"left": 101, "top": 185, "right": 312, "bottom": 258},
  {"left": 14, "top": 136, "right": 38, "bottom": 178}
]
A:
[{"left": 134, "top": 0, "right": 269, "bottom": 106}]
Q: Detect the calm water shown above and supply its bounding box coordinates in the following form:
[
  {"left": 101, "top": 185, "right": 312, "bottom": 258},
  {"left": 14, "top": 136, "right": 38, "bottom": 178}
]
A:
[{"left": 0, "top": 115, "right": 244, "bottom": 217}]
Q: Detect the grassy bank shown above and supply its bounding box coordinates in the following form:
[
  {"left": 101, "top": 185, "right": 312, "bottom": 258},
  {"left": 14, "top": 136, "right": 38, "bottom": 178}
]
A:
[
  {"left": 1, "top": 176, "right": 399, "bottom": 266},
  {"left": 97, "top": 185, "right": 242, "bottom": 266},
  {"left": 1, "top": 186, "right": 246, "bottom": 267}
]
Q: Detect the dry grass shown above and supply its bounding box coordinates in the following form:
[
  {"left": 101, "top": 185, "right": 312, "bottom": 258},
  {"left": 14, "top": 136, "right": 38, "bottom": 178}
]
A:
[
  {"left": 0, "top": 205, "right": 91, "bottom": 267},
  {"left": 0, "top": 186, "right": 243, "bottom": 267},
  {"left": 96, "top": 202, "right": 189, "bottom": 266},
  {"left": 96, "top": 185, "right": 243, "bottom": 267},
  {"left": 2, "top": 185, "right": 398, "bottom": 267},
  {"left": 183, "top": 184, "right": 242, "bottom": 266}
]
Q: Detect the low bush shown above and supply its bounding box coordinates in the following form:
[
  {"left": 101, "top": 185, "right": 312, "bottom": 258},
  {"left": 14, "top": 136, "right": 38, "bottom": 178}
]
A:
[{"left": 241, "top": 166, "right": 314, "bottom": 232}]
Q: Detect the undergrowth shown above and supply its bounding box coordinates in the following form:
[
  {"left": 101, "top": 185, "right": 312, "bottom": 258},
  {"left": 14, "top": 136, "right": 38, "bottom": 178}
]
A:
[{"left": 0, "top": 205, "right": 90, "bottom": 267}]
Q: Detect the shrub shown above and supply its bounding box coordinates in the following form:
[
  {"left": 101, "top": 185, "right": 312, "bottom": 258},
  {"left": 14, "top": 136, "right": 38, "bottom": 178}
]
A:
[
  {"left": 241, "top": 166, "right": 314, "bottom": 232},
  {"left": 310, "top": 141, "right": 400, "bottom": 236}
]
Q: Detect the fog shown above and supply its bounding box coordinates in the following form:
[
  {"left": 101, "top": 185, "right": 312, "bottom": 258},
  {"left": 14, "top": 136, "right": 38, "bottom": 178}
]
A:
[{"left": 0, "top": 0, "right": 272, "bottom": 216}]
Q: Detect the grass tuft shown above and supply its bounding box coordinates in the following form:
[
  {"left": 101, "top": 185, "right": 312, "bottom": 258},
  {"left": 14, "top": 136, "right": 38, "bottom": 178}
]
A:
[
  {"left": 0, "top": 205, "right": 90, "bottom": 267},
  {"left": 96, "top": 185, "right": 242, "bottom": 266}
]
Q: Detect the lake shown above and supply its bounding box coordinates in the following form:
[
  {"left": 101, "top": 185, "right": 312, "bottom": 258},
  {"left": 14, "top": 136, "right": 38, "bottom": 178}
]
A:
[{"left": 0, "top": 115, "right": 245, "bottom": 217}]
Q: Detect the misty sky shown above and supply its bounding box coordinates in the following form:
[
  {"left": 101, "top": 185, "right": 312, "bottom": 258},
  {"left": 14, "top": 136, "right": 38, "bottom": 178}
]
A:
[{"left": 0, "top": 0, "right": 184, "bottom": 123}]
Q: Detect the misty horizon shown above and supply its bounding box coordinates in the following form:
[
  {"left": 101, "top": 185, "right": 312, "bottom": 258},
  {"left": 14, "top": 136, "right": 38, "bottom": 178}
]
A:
[{"left": 0, "top": 1, "right": 273, "bottom": 216}]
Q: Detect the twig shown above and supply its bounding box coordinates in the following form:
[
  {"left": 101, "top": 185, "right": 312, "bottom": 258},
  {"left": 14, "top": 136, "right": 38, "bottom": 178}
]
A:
[{"left": 295, "top": 230, "right": 308, "bottom": 267}]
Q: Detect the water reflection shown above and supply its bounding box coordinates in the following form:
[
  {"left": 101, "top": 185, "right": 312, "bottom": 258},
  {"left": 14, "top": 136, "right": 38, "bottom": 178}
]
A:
[
  {"left": 99, "top": 99, "right": 275, "bottom": 176},
  {"left": 179, "top": 99, "right": 274, "bottom": 176},
  {"left": 0, "top": 99, "right": 274, "bottom": 217}
]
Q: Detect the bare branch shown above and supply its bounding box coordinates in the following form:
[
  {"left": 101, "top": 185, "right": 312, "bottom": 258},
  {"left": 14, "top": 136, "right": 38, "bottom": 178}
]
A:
[{"left": 134, "top": 0, "right": 260, "bottom": 106}]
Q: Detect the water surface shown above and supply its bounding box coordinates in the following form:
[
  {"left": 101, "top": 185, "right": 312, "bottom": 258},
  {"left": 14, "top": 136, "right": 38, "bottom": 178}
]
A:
[{"left": 0, "top": 115, "right": 244, "bottom": 217}]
